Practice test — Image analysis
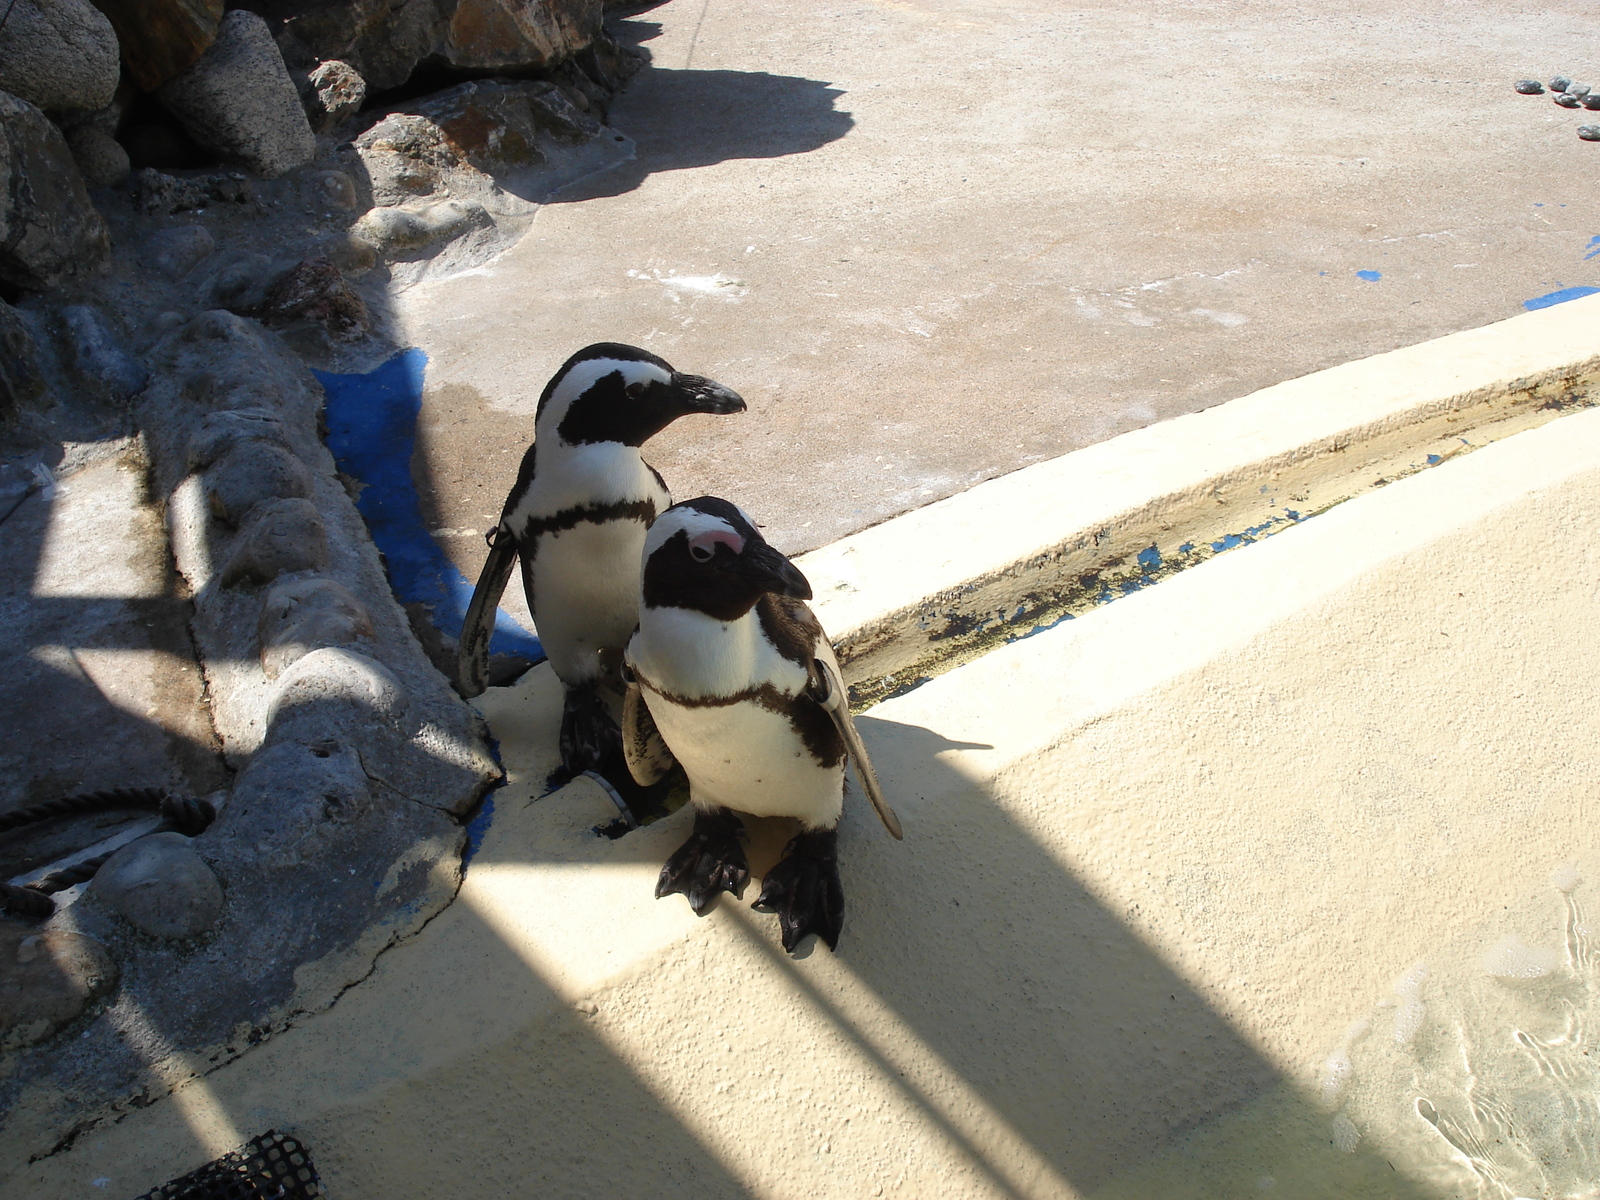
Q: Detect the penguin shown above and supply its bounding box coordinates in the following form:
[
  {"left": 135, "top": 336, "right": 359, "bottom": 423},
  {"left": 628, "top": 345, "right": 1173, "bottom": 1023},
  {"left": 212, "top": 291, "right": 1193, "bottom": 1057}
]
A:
[
  {"left": 457, "top": 344, "right": 746, "bottom": 786},
  {"left": 621, "top": 496, "right": 902, "bottom": 952}
]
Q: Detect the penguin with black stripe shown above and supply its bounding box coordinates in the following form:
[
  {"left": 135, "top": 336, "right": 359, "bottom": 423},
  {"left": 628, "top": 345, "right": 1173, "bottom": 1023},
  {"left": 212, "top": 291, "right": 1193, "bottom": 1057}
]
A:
[
  {"left": 457, "top": 345, "right": 746, "bottom": 786},
  {"left": 621, "top": 497, "right": 902, "bottom": 952}
]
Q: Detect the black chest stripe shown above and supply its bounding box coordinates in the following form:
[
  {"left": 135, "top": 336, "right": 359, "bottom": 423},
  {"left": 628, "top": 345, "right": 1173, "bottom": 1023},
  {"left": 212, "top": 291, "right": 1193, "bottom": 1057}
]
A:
[
  {"left": 633, "top": 668, "right": 847, "bottom": 770},
  {"left": 515, "top": 498, "right": 659, "bottom": 557}
]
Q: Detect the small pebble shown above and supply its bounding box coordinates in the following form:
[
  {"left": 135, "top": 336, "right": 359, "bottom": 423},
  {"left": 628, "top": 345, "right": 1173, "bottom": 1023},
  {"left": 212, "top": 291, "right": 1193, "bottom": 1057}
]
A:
[
  {"left": 1583, "top": 94, "right": 1600, "bottom": 110},
  {"left": 1579, "top": 125, "right": 1600, "bottom": 141},
  {"left": 1515, "top": 79, "right": 1545, "bottom": 95},
  {"left": 1568, "top": 82, "right": 1592, "bottom": 97},
  {"left": 1551, "top": 76, "right": 1572, "bottom": 92},
  {"left": 1556, "top": 93, "right": 1582, "bottom": 108}
]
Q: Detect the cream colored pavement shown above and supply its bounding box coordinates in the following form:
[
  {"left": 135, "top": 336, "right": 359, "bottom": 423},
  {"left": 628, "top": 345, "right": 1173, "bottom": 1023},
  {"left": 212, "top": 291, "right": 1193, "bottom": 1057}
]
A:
[{"left": 16, "top": 385, "right": 1600, "bottom": 1199}]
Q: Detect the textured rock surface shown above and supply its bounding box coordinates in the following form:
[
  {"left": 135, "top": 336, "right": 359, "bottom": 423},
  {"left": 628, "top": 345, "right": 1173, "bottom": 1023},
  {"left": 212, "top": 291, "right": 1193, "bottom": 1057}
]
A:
[
  {"left": 0, "top": 0, "right": 120, "bottom": 114},
  {"left": 253, "top": 256, "right": 370, "bottom": 341},
  {"left": 142, "top": 225, "right": 215, "bottom": 279},
  {"left": 274, "top": 0, "right": 603, "bottom": 93},
  {"left": 0, "top": 925, "right": 116, "bottom": 1051},
  {"left": 220, "top": 496, "right": 329, "bottom": 584},
  {"left": 306, "top": 59, "right": 366, "bottom": 131},
  {"left": 258, "top": 576, "right": 374, "bottom": 678},
  {"left": 131, "top": 168, "right": 253, "bottom": 216},
  {"left": 64, "top": 125, "right": 130, "bottom": 188},
  {"left": 156, "top": 10, "right": 316, "bottom": 179},
  {"left": 354, "top": 79, "right": 603, "bottom": 207},
  {"left": 85, "top": 832, "right": 224, "bottom": 939},
  {"left": 203, "top": 440, "right": 315, "bottom": 526},
  {"left": 90, "top": 0, "right": 222, "bottom": 91},
  {"left": 58, "top": 305, "right": 148, "bottom": 403},
  {"left": 0, "top": 92, "right": 110, "bottom": 291},
  {"left": 0, "top": 299, "right": 54, "bottom": 419}
]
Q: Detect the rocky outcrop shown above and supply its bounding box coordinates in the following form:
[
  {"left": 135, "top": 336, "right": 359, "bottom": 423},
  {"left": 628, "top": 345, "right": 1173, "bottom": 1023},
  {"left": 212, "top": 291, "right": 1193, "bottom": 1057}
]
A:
[
  {"left": 156, "top": 10, "right": 316, "bottom": 179},
  {"left": 0, "top": 300, "right": 54, "bottom": 421},
  {"left": 0, "top": 0, "right": 120, "bottom": 115},
  {"left": 88, "top": 0, "right": 223, "bottom": 92},
  {"left": 64, "top": 124, "right": 130, "bottom": 187},
  {"left": 0, "top": 92, "right": 110, "bottom": 291},
  {"left": 268, "top": 0, "right": 603, "bottom": 93}
]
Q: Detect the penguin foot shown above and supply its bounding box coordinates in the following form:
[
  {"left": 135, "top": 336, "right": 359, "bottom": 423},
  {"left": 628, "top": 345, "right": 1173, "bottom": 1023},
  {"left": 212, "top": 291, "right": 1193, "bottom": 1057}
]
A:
[
  {"left": 656, "top": 808, "right": 748, "bottom": 915},
  {"left": 753, "top": 828, "right": 844, "bottom": 953},
  {"left": 559, "top": 683, "right": 622, "bottom": 778}
]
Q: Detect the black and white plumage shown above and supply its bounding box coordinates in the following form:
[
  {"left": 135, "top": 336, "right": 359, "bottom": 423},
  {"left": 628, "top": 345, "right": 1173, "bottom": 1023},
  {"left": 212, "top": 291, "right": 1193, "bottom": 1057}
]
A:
[
  {"left": 622, "top": 497, "right": 901, "bottom": 953},
  {"left": 457, "top": 344, "right": 746, "bottom": 783}
]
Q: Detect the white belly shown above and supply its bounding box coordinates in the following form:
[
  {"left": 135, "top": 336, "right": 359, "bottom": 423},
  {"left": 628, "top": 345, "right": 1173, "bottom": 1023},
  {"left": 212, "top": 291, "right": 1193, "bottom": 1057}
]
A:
[
  {"left": 528, "top": 519, "right": 650, "bottom": 684},
  {"left": 643, "top": 690, "right": 844, "bottom": 829}
]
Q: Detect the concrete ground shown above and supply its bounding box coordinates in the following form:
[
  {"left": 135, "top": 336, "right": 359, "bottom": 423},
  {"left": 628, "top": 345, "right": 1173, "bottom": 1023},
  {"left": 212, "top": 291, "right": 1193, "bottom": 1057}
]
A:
[
  {"left": 17, "top": 327, "right": 1600, "bottom": 1200},
  {"left": 396, "top": 0, "right": 1600, "bottom": 596}
]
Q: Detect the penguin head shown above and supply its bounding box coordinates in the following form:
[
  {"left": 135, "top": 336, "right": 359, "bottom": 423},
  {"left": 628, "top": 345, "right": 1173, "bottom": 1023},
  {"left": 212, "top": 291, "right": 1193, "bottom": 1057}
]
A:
[
  {"left": 536, "top": 343, "right": 746, "bottom": 448},
  {"left": 642, "top": 497, "right": 812, "bottom": 621}
]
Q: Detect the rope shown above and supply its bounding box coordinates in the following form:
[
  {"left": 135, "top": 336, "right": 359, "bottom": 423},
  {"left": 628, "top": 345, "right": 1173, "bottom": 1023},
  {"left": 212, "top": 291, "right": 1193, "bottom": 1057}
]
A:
[{"left": 0, "top": 791, "right": 216, "bottom": 920}]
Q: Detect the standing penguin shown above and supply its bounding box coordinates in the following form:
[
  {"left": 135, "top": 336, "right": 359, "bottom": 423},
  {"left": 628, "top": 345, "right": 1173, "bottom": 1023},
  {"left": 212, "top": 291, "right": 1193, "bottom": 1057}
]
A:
[
  {"left": 457, "top": 345, "right": 746, "bottom": 784},
  {"left": 622, "top": 497, "right": 902, "bottom": 952}
]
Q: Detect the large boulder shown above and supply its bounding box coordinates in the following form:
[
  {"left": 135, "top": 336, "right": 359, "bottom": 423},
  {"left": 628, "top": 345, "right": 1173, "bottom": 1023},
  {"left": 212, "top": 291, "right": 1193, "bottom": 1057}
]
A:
[
  {"left": 156, "top": 10, "right": 315, "bottom": 179},
  {"left": 0, "top": 92, "right": 110, "bottom": 291},
  {"left": 0, "top": 299, "right": 54, "bottom": 419},
  {"left": 0, "top": 0, "right": 119, "bottom": 114},
  {"left": 269, "top": 0, "right": 602, "bottom": 92},
  {"left": 88, "top": 0, "right": 223, "bottom": 92}
]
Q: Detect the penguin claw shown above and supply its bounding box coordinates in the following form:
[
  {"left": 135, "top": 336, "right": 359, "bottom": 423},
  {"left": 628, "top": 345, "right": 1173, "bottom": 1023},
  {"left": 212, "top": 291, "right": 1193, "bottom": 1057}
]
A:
[
  {"left": 656, "top": 809, "right": 749, "bottom": 915},
  {"left": 753, "top": 828, "right": 844, "bottom": 953}
]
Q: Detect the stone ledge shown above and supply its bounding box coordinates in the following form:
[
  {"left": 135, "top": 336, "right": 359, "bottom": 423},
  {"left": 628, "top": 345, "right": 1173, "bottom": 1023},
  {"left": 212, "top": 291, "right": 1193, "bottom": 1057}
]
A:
[{"left": 800, "top": 292, "right": 1600, "bottom": 705}]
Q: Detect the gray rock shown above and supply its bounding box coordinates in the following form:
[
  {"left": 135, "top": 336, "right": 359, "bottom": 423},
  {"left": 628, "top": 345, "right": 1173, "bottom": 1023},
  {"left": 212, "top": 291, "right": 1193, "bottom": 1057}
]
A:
[
  {"left": 354, "top": 199, "right": 490, "bottom": 255},
  {"left": 277, "top": 0, "right": 603, "bottom": 93},
  {"left": 220, "top": 496, "right": 329, "bottom": 586},
  {"left": 253, "top": 256, "right": 370, "bottom": 341},
  {"left": 204, "top": 439, "right": 314, "bottom": 526},
  {"left": 0, "top": 924, "right": 116, "bottom": 1050},
  {"left": 268, "top": 646, "right": 410, "bottom": 731},
  {"left": 186, "top": 406, "right": 290, "bottom": 469},
  {"left": 86, "top": 832, "right": 224, "bottom": 939},
  {"left": 307, "top": 168, "right": 359, "bottom": 210},
  {"left": 203, "top": 251, "right": 278, "bottom": 312},
  {"left": 132, "top": 168, "right": 254, "bottom": 216},
  {"left": 317, "top": 231, "right": 377, "bottom": 277},
  {"left": 59, "top": 305, "right": 149, "bottom": 403},
  {"left": 0, "top": 299, "right": 55, "bottom": 420},
  {"left": 0, "top": 91, "right": 110, "bottom": 291},
  {"left": 0, "top": 0, "right": 119, "bottom": 114},
  {"left": 258, "top": 576, "right": 374, "bottom": 678},
  {"left": 1579, "top": 125, "right": 1600, "bottom": 142},
  {"left": 65, "top": 125, "right": 130, "bottom": 188},
  {"left": 143, "top": 225, "right": 216, "bottom": 278},
  {"left": 156, "top": 11, "right": 316, "bottom": 179},
  {"left": 307, "top": 59, "right": 365, "bottom": 131},
  {"left": 220, "top": 737, "right": 372, "bottom": 865}
]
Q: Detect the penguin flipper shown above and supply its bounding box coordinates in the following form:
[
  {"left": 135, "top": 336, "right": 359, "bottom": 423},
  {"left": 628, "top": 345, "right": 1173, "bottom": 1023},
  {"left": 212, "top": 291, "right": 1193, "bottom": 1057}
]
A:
[
  {"left": 457, "top": 526, "right": 518, "bottom": 698},
  {"left": 622, "top": 674, "right": 677, "bottom": 786},
  {"left": 808, "top": 653, "right": 904, "bottom": 841}
]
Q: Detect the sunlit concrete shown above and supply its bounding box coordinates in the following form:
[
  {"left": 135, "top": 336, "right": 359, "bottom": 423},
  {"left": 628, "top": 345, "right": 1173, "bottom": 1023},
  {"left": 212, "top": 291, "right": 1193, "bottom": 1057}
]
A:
[
  {"left": 397, "top": 0, "right": 1600, "bottom": 585},
  {"left": 15, "top": 386, "right": 1600, "bottom": 1198}
]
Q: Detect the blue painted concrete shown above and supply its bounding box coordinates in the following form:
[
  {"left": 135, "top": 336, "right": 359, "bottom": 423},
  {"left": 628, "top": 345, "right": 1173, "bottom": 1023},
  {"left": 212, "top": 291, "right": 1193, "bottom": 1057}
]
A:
[
  {"left": 1524, "top": 285, "right": 1600, "bottom": 311},
  {"left": 315, "top": 350, "right": 544, "bottom": 663}
]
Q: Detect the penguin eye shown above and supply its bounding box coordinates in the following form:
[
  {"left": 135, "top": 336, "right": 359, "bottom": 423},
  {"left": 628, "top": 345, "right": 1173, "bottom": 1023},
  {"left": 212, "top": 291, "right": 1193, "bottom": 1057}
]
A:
[
  {"left": 687, "top": 529, "right": 744, "bottom": 561},
  {"left": 625, "top": 381, "right": 647, "bottom": 399},
  {"left": 689, "top": 544, "right": 714, "bottom": 563}
]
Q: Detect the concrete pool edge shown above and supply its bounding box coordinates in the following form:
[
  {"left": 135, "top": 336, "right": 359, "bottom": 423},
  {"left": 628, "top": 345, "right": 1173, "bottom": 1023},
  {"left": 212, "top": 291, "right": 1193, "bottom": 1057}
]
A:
[{"left": 799, "top": 292, "right": 1600, "bottom": 705}]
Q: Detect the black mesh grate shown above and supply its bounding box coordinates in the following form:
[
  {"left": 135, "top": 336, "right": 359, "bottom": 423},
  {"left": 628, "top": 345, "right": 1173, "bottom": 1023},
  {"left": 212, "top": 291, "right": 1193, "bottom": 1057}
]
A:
[{"left": 133, "top": 1130, "right": 325, "bottom": 1200}]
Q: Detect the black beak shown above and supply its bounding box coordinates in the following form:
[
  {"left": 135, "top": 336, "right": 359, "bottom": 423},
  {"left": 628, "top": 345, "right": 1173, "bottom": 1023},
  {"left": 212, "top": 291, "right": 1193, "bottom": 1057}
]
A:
[
  {"left": 673, "top": 373, "right": 747, "bottom": 415},
  {"left": 736, "top": 539, "right": 812, "bottom": 601}
]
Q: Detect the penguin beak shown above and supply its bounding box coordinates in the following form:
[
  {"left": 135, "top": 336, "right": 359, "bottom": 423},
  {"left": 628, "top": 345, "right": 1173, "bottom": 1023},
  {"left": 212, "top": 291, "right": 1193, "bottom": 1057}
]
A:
[
  {"left": 737, "top": 539, "right": 813, "bottom": 601},
  {"left": 673, "top": 374, "right": 747, "bottom": 415}
]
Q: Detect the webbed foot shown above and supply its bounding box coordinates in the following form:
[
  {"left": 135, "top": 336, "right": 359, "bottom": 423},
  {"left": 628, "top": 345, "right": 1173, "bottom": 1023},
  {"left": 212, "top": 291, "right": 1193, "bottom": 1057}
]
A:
[
  {"left": 558, "top": 683, "right": 621, "bottom": 779},
  {"left": 753, "top": 827, "right": 844, "bottom": 952},
  {"left": 656, "top": 808, "right": 749, "bottom": 915}
]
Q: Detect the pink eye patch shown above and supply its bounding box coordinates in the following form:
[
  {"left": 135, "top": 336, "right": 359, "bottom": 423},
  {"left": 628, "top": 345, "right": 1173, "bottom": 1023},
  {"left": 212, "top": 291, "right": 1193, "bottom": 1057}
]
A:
[{"left": 689, "top": 528, "right": 744, "bottom": 557}]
